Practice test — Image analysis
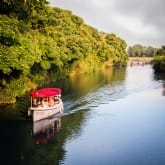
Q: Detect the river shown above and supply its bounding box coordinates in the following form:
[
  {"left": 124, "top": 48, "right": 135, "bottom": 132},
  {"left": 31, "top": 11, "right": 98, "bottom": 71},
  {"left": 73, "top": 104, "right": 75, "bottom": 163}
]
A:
[{"left": 0, "top": 65, "right": 165, "bottom": 165}]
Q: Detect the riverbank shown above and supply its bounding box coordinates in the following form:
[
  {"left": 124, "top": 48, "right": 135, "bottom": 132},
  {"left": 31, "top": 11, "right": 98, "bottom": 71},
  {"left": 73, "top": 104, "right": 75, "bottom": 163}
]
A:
[
  {"left": 128, "top": 57, "right": 153, "bottom": 65},
  {"left": 152, "top": 55, "right": 165, "bottom": 73}
]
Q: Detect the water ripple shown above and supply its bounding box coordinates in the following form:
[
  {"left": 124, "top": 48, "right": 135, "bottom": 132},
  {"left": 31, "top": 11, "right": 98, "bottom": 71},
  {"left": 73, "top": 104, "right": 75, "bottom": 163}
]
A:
[{"left": 63, "top": 79, "right": 162, "bottom": 116}]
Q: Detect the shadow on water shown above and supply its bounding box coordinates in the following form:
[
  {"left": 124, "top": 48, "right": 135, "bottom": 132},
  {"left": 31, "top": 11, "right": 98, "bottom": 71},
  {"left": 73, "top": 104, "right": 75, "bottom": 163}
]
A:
[
  {"left": 0, "top": 66, "right": 126, "bottom": 120},
  {"left": 59, "top": 66, "right": 127, "bottom": 115},
  {"left": 60, "top": 65, "right": 164, "bottom": 116},
  {"left": 0, "top": 66, "right": 127, "bottom": 165},
  {"left": 0, "top": 95, "right": 30, "bottom": 121},
  {"left": 0, "top": 65, "right": 164, "bottom": 165},
  {"left": 154, "top": 72, "right": 165, "bottom": 96},
  {"left": 0, "top": 108, "right": 92, "bottom": 165},
  {"left": 0, "top": 65, "right": 164, "bottom": 120}
]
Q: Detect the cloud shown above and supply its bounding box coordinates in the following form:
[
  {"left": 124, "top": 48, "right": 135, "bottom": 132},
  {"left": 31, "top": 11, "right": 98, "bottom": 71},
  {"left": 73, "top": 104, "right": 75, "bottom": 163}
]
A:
[
  {"left": 49, "top": 0, "right": 165, "bottom": 47},
  {"left": 113, "top": 0, "right": 165, "bottom": 28}
]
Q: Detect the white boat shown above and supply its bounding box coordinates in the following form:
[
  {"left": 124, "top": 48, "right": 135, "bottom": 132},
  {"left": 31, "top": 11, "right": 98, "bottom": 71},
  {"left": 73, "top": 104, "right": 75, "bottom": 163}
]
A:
[{"left": 28, "top": 87, "right": 63, "bottom": 122}]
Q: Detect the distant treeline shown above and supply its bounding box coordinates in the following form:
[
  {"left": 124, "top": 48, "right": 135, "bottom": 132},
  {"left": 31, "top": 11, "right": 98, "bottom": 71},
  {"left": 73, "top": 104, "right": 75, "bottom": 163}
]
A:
[
  {"left": 0, "top": 0, "right": 127, "bottom": 104},
  {"left": 127, "top": 44, "right": 165, "bottom": 73},
  {"left": 127, "top": 44, "right": 157, "bottom": 57}
]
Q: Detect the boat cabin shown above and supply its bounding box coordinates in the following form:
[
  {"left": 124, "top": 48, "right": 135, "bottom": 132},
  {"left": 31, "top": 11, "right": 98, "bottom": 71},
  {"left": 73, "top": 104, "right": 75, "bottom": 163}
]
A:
[{"left": 30, "top": 88, "right": 62, "bottom": 108}]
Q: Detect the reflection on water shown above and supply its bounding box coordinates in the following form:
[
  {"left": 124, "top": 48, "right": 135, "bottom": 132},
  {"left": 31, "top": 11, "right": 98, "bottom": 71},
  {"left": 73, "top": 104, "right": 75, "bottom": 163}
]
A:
[
  {"left": 0, "top": 66, "right": 126, "bottom": 120},
  {"left": 0, "top": 65, "right": 165, "bottom": 165},
  {"left": 154, "top": 72, "right": 165, "bottom": 96},
  {"left": 60, "top": 66, "right": 127, "bottom": 114},
  {"left": 32, "top": 117, "right": 62, "bottom": 144}
]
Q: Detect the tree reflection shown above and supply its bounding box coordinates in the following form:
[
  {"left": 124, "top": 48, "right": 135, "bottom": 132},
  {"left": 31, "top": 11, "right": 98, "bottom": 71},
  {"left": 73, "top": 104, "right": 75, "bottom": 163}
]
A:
[
  {"left": 154, "top": 72, "right": 165, "bottom": 96},
  {"left": 0, "top": 66, "right": 128, "bottom": 165}
]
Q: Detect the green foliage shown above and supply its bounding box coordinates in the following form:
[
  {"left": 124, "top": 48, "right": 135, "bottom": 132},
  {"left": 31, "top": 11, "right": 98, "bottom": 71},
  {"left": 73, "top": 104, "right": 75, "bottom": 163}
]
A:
[
  {"left": 128, "top": 44, "right": 165, "bottom": 73},
  {"left": 127, "top": 44, "right": 156, "bottom": 57},
  {"left": 0, "top": 75, "right": 34, "bottom": 104},
  {"left": 152, "top": 46, "right": 165, "bottom": 73},
  {"left": 40, "top": 60, "right": 51, "bottom": 70},
  {"left": 0, "top": 15, "right": 20, "bottom": 46},
  {"left": 155, "top": 46, "right": 165, "bottom": 56},
  {"left": 0, "top": 0, "right": 128, "bottom": 103}
]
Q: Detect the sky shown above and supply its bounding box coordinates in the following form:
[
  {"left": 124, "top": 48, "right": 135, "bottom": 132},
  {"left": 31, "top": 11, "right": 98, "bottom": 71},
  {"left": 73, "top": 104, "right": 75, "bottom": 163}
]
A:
[{"left": 49, "top": 0, "right": 165, "bottom": 47}]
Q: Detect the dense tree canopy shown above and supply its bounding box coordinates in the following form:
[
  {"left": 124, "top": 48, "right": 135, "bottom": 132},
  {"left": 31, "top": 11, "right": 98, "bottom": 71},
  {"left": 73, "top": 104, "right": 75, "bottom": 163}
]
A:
[
  {"left": 152, "top": 46, "right": 165, "bottom": 73},
  {"left": 127, "top": 44, "right": 165, "bottom": 72},
  {"left": 0, "top": 0, "right": 128, "bottom": 103},
  {"left": 127, "top": 44, "right": 156, "bottom": 57}
]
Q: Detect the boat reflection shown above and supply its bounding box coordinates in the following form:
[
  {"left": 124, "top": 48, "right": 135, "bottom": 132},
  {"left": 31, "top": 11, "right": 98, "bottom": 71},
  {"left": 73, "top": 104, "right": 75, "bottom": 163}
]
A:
[{"left": 32, "top": 117, "right": 62, "bottom": 144}]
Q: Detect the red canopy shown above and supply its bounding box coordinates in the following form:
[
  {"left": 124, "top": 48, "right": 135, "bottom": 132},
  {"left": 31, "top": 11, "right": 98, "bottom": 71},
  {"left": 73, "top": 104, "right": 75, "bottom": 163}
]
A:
[{"left": 30, "top": 88, "right": 62, "bottom": 98}]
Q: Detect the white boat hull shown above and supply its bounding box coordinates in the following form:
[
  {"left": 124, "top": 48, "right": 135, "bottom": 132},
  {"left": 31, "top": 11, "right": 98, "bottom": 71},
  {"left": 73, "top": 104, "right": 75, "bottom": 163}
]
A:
[{"left": 28, "top": 98, "right": 63, "bottom": 122}]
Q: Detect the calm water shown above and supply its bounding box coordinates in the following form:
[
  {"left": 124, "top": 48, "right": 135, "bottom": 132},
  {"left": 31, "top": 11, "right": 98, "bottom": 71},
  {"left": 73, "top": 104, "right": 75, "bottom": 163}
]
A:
[{"left": 0, "top": 65, "right": 165, "bottom": 165}]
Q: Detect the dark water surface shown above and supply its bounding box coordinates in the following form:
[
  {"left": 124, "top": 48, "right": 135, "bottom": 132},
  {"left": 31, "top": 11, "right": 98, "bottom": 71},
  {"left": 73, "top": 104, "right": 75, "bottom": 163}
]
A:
[{"left": 0, "top": 65, "right": 165, "bottom": 165}]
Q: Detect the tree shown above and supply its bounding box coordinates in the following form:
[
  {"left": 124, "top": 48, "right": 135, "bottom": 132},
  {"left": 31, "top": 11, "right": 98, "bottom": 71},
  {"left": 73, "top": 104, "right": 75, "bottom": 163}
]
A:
[{"left": 0, "top": 0, "right": 128, "bottom": 103}]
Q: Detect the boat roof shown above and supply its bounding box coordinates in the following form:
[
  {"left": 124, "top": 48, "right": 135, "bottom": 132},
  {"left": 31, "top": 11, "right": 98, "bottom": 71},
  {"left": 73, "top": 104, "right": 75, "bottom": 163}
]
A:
[{"left": 30, "top": 88, "right": 62, "bottom": 98}]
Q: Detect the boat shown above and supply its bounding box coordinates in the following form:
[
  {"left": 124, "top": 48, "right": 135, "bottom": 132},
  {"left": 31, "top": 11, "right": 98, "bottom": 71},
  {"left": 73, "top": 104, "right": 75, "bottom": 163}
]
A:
[{"left": 28, "top": 87, "right": 63, "bottom": 122}]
